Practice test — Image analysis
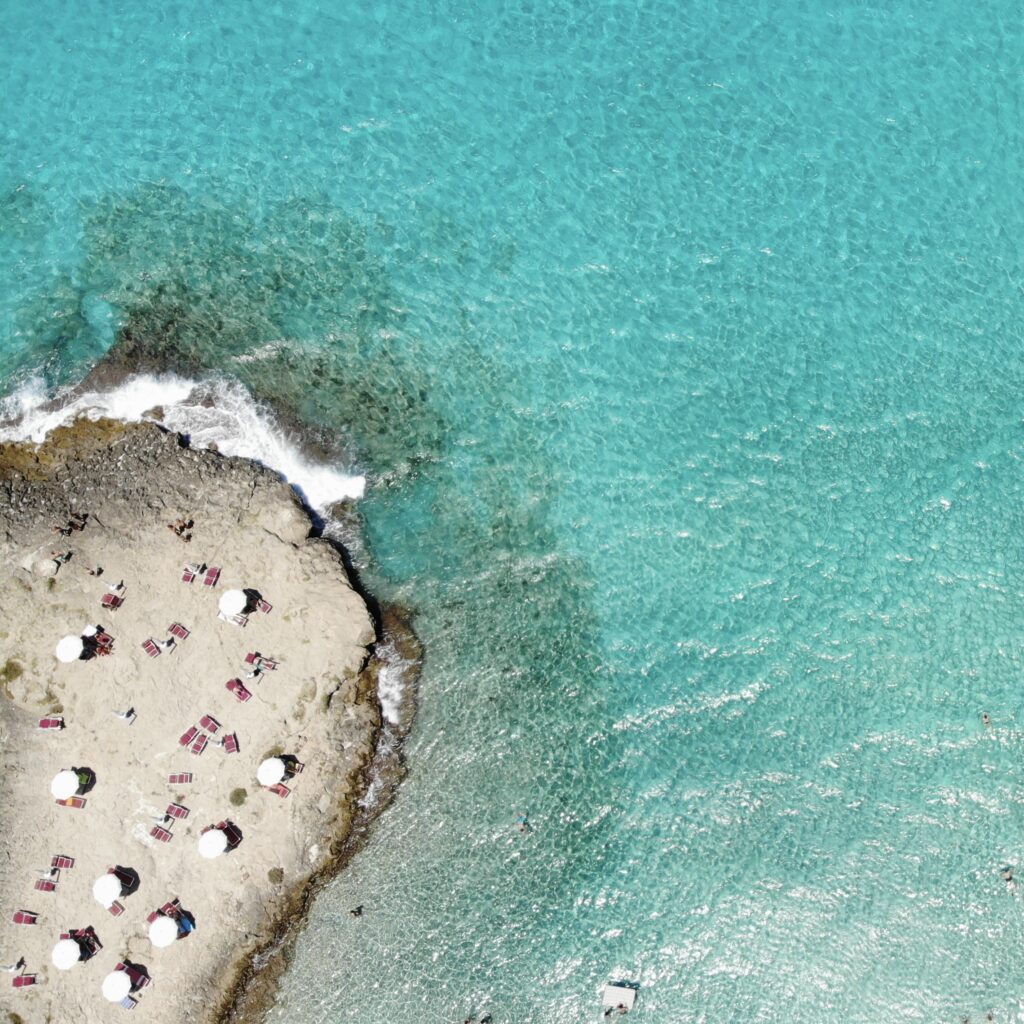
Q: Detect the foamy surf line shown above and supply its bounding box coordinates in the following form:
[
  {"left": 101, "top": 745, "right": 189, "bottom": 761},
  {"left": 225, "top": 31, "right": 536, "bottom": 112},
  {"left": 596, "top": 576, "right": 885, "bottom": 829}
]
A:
[{"left": 0, "top": 373, "right": 366, "bottom": 509}]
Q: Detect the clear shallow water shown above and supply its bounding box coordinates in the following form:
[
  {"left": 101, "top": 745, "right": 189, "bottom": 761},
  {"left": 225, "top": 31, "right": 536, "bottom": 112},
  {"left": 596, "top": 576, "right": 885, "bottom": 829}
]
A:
[{"left": 5, "top": 1, "right": 1024, "bottom": 1021}]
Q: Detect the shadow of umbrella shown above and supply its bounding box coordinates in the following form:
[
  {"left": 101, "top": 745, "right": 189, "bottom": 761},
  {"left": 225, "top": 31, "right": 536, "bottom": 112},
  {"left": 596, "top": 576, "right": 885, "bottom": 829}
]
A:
[
  {"left": 71, "top": 767, "right": 97, "bottom": 795},
  {"left": 112, "top": 866, "right": 140, "bottom": 896}
]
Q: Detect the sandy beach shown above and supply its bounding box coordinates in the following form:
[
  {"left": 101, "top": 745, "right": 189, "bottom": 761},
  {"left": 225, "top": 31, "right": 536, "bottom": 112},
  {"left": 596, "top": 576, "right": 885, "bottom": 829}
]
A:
[{"left": 0, "top": 418, "right": 382, "bottom": 1022}]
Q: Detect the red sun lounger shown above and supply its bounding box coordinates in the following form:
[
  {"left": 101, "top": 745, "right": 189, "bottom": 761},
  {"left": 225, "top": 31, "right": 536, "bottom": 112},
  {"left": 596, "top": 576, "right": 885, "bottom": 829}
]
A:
[
  {"left": 257, "top": 599, "right": 272, "bottom": 614},
  {"left": 147, "top": 900, "right": 180, "bottom": 924},
  {"left": 12, "top": 910, "right": 37, "bottom": 925},
  {"left": 100, "top": 593, "right": 123, "bottom": 610},
  {"left": 165, "top": 803, "right": 189, "bottom": 820},
  {"left": 51, "top": 855, "right": 74, "bottom": 870},
  {"left": 34, "top": 879, "right": 57, "bottom": 893},
  {"left": 108, "top": 901, "right": 125, "bottom": 916},
  {"left": 142, "top": 639, "right": 161, "bottom": 658},
  {"left": 167, "top": 772, "right": 192, "bottom": 785},
  {"left": 168, "top": 622, "right": 189, "bottom": 640},
  {"left": 198, "top": 714, "right": 219, "bottom": 734},
  {"left": 202, "top": 567, "right": 221, "bottom": 587},
  {"left": 12, "top": 975, "right": 36, "bottom": 989},
  {"left": 150, "top": 826, "right": 172, "bottom": 844},
  {"left": 179, "top": 726, "right": 198, "bottom": 747},
  {"left": 38, "top": 716, "right": 64, "bottom": 730},
  {"left": 226, "top": 678, "right": 252, "bottom": 703},
  {"left": 181, "top": 568, "right": 195, "bottom": 584},
  {"left": 56, "top": 797, "right": 86, "bottom": 809},
  {"left": 96, "top": 631, "right": 114, "bottom": 648},
  {"left": 268, "top": 783, "right": 290, "bottom": 798},
  {"left": 190, "top": 734, "right": 208, "bottom": 756},
  {"left": 221, "top": 733, "right": 239, "bottom": 755}
]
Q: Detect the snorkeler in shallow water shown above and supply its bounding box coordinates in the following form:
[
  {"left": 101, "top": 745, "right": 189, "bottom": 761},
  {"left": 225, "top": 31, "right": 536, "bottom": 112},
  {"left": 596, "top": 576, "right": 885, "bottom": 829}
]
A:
[{"left": 515, "top": 811, "right": 531, "bottom": 834}]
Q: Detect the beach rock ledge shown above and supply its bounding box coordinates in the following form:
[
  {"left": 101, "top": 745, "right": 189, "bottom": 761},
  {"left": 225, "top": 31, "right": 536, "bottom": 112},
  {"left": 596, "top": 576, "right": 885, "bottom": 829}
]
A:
[{"left": 0, "top": 418, "right": 382, "bottom": 1023}]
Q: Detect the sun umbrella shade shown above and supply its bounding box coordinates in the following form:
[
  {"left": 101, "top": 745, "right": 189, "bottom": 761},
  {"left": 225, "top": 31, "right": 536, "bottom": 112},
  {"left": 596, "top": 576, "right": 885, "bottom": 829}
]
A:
[
  {"left": 218, "top": 589, "right": 247, "bottom": 616},
  {"left": 257, "top": 757, "right": 286, "bottom": 786},
  {"left": 198, "top": 828, "right": 228, "bottom": 859},
  {"left": 149, "top": 916, "right": 179, "bottom": 948},
  {"left": 93, "top": 872, "right": 122, "bottom": 907},
  {"left": 102, "top": 969, "right": 132, "bottom": 1002},
  {"left": 51, "top": 939, "right": 81, "bottom": 970},
  {"left": 51, "top": 770, "right": 78, "bottom": 800},
  {"left": 55, "top": 635, "right": 84, "bottom": 663}
]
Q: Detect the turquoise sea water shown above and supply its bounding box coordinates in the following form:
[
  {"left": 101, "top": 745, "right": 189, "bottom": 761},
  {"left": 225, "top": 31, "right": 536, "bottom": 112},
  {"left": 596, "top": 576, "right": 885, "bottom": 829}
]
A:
[{"left": 5, "top": 1, "right": 1024, "bottom": 1020}]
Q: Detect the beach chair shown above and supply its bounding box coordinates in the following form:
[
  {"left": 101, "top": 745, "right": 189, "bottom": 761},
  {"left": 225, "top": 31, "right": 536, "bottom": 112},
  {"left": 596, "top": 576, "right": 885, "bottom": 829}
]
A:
[
  {"left": 51, "top": 855, "right": 74, "bottom": 870},
  {"left": 34, "top": 878, "right": 57, "bottom": 893},
  {"left": 257, "top": 599, "right": 272, "bottom": 614},
  {"left": 202, "top": 567, "right": 221, "bottom": 587},
  {"left": 12, "top": 974, "right": 36, "bottom": 989},
  {"left": 118, "top": 963, "right": 150, "bottom": 990},
  {"left": 222, "top": 821, "right": 243, "bottom": 848},
  {"left": 179, "top": 726, "right": 198, "bottom": 747},
  {"left": 108, "top": 901, "right": 125, "bottom": 916},
  {"left": 198, "top": 714, "right": 219, "bottom": 734},
  {"left": 167, "top": 772, "right": 192, "bottom": 785},
  {"left": 181, "top": 567, "right": 196, "bottom": 584},
  {"left": 268, "top": 783, "right": 290, "bottom": 798},
  {"left": 100, "top": 593, "right": 123, "bottom": 610},
  {"left": 11, "top": 910, "right": 37, "bottom": 925},
  {"left": 221, "top": 732, "right": 239, "bottom": 755},
  {"left": 96, "top": 631, "right": 114, "bottom": 648},
  {"left": 150, "top": 826, "right": 172, "bottom": 844},
  {"left": 190, "top": 734, "right": 208, "bottom": 756},
  {"left": 38, "top": 716, "right": 64, "bottom": 730},
  {"left": 226, "top": 678, "right": 252, "bottom": 703},
  {"left": 120, "top": 996, "right": 137, "bottom": 1010},
  {"left": 56, "top": 797, "right": 86, "bottom": 809},
  {"left": 142, "top": 639, "right": 161, "bottom": 658},
  {"left": 231, "top": 613, "right": 248, "bottom": 627},
  {"left": 290, "top": 761, "right": 304, "bottom": 774},
  {"left": 147, "top": 900, "right": 179, "bottom": 924},
  {"left": 166, "top": 803, "right": 189, "bottom": 821},
  {"left": 168, "top": 622, "right": 190, "bottom": 640}
]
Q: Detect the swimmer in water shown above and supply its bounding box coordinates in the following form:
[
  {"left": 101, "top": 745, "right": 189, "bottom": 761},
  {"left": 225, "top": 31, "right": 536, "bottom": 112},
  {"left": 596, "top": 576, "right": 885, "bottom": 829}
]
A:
[
  {"left": 983, "top": 712, "right": 991, "bottom": 728},
  {"left": 515, "top": 811, "right": 532, "bottom": 834}
]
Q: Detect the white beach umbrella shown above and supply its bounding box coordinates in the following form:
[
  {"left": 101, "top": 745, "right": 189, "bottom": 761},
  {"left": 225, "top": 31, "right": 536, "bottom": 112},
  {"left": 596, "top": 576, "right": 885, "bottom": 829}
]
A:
[
  {"left": 50, "top": 770, "right": 78, "bottom": 800},
  {"left": 149, "top": 915, "right": 179, "bottom": 948},
  {"left": 51, "top": 939, "right": 81, "bottom": 971},
  {"left": 102, "top": 969, "right": 132, "bottom": 1003},
  {"left": 257, "top": 757, "right": 286, "bottom": 786},
  {"left": 198, "top": 828, "right": 228, "bottom": 859},
  {"left": 55, "top": 635, "right": 84, "bottom": 663},
  {"left": 92, "top": 872, "right": 121, "bottom": 907},
  {"left": 218, "top": 589, "right": 247, "bottom": 616}
]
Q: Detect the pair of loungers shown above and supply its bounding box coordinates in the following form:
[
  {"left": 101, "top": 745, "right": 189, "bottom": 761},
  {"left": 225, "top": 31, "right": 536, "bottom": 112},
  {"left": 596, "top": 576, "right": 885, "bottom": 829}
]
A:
[
  {"left": 150, "top": 802, "right": 190, "bottom": 845},
  {"left": 179, "top": 716, "right": 239, "bottom": 757},
  {"left": 182, "top": 566, "right": 220, "bottom": 586},
  {"left": 142, "top": 623, "right": 189, "bottom": 658},
  {"left": 34, "top": 855, "right": 70, "bottom": 893}
]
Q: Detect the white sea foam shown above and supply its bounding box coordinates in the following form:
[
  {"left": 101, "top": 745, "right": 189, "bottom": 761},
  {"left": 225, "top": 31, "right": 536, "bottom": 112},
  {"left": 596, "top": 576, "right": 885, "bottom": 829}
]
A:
[{"left": 0, "top": 373, "right": 365, "bottom": 509}]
